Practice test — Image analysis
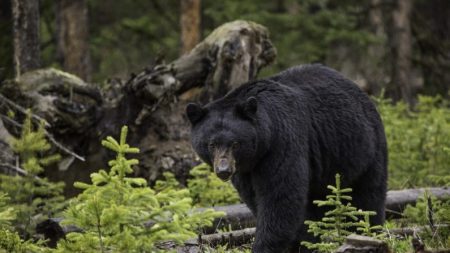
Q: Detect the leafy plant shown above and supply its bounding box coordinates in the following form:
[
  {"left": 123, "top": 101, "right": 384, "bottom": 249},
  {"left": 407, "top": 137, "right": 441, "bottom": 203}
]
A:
[
  {"left": 0, "top": 110, "right": 65, "bottom": 237},
  {"left": 187, "top": 163, "right": 240, "bottom": 207},
  {"left": 301, "top": 174, "right": 382, "bottom": 252},
  {"left": 375, "top": 95, "right": 450, "bottom": 189},
  {"left": 56, "top": 126, "right": 223, "bottom": 252}
]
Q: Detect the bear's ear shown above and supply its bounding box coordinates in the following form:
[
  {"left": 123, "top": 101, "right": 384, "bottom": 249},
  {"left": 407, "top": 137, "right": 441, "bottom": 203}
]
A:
[
  {"left": 186, "top": 103, "right": 206, "bottom": 125},
  {"left": 236, "top": 96, "right": 257, "bottom": 119}
]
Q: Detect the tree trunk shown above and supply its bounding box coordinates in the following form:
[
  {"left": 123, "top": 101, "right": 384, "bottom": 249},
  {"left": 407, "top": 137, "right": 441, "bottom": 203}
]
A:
[
  {"left": 411, "top": 0, "right": 450, "bottom": 98},
  {"left": 390, "top": 0, "right": 414, "bottom": 105},
  {"left": 11, "top": 0, "right": 40, "bottom": 78},
  {"left": 0, "top": 0, "right": 13, "bottom": 81},
  {"left": 57, "top": 0, "right": 91, "bottom": 81},
  {"left": 180, "top": 0, "right": 201, "bottom": 55},
  {"left": 364, "top": 0, "right": 386, "bottom": 95}
]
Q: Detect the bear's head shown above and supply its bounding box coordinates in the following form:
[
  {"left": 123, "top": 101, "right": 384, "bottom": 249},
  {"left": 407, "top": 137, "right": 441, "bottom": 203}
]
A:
[{"left": 186, "top": 97, "right": 260, "bottom": 181}]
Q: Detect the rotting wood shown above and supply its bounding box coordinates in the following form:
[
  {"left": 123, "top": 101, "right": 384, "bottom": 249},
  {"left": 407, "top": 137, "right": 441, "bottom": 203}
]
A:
[
  {"left": 206, "top": 187, "right": 450, "bottom": 232},
  {"left": 336, "top": 234, "right": 389, "bottom": 253}
]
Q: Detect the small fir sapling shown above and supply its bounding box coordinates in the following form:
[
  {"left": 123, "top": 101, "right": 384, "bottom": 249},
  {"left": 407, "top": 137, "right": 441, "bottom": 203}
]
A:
[
  {"left": 0, "top": 193, "right": 49, "bottom": 253},
  {"left": 187, "top": 163, "right": 240, "bottom": 207},
  {"left": 0, "top": 110, "right": 65, "bottom": 237},
  {"left": 154, "top": 163, "right": 240, "bottom": 207},
  {"left": 57, "top": 126, "right": 223, "bottom": 252},
  {"left": 301, "top": 174, "right": 383, "bottom": 253}
]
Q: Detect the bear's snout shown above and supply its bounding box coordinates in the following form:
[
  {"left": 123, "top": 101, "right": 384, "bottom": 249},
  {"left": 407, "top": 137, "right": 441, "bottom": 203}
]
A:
[
  {"left": 215, "top": 158, "right": 233, "bottom": 180},
  {"left": 213, "top": 148, "right": 236, "bottom": 181}
]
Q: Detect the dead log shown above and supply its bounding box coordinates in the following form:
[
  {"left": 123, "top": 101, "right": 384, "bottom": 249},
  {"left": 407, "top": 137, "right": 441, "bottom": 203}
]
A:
[
  {"left": 206, "top": 187, "right": 450, "bottom": 232},
  {"left": 0, "top": 20, "right": 276, "bottom": 196},
  {"left": 187, "top": 227, "right": 255, "bottom": 248},
  {"left": 336, "top": 234, "right": 390, "bottom": 253},
  {"left": 177, "top": 225, "right": 450, "bottom": 251}
]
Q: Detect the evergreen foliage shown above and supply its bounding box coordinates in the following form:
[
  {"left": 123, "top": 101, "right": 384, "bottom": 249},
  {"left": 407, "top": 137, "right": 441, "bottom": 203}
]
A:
[
  {"left": 0, "top": 228, "right": 49, "bottom": 253},
  {"left": 0, "top": 193, "right": 15, "bottom": 228},
  {"left": 187, "top": 163, "right": 240, "bottom": 207},
  {"left": 301, "top": 174, "right": 382, "bottom": 252},
  {"left": 0, "top": 192, "right": 48, "bottom": 253},
  {"left": 0, "top": 110, "right": 65, "bottom": 237},
  {"left": 56, "top": 126, "right": 223, "bottom": 252},
  {"left": 375, "top": 95, "right": 450, "bottom": 189},
  {"left": 402, "top": 191, "right": 450, "bottom": 249}
]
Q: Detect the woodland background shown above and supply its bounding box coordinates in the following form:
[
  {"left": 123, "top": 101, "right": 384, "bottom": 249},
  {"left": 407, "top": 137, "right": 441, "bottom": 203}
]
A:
[{"left": 0, "top": 0, "right": 449, "bottom": 252}]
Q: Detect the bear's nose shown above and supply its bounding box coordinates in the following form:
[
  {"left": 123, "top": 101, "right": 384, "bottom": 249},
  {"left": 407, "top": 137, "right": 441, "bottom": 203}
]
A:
[{"left": 215, "top": 158, "right": 232, "bottom": 181}]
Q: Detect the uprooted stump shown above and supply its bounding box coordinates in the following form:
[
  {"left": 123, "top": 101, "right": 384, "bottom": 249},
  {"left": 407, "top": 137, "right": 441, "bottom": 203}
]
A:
[{"left": 0, "top": 20, "right": 276, "bottom": 196}]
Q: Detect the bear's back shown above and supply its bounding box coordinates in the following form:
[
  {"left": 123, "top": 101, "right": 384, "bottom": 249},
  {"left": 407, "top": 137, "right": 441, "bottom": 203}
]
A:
[{"left": 269, "top": 64, "right": 363, "bottom": 97}]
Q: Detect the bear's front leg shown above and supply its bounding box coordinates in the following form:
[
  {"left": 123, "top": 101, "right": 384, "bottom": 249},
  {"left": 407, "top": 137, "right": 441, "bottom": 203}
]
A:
[
  {"left": 252, "top": 190, "right": 307, "bottom": 253},
  {"left": 232, "top": 172, "right": 257, "bottom": 215}
]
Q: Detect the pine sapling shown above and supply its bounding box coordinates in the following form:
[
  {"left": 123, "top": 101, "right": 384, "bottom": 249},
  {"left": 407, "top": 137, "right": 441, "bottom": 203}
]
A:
[
  {"left": 0, "top": 110, "right": 64, "bottom": 237},
  {"left": 301, "top": 174, "right": 381, "bottom": 253},
  {"left": 58, "top": 126, "right": 223, "bottom": 252}
]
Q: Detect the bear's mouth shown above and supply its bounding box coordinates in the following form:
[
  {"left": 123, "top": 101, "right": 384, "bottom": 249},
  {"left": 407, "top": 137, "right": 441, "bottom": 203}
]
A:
[{"left": 213, "top": 148, "right": 236, "bottom": 181}]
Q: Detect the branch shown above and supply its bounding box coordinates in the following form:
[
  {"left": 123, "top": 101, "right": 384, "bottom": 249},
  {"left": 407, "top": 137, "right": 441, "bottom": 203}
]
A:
[
  {"left": 0, "top": 111, "right": 85, "bottom": 162},
  {"left": 126, "top": 20, "right": 277, "bottom": 108},
  {"left": 0, "top": 92, "right": 50, "bottom": 127}
]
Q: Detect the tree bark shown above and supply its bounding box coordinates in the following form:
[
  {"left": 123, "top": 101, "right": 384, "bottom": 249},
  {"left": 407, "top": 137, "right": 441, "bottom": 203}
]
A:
[
  {"left": 0, "top": 0, "right": 13, "bottom": 81},
  {"left": 11, "top": 0, "right": 40, "bottom": 78},
  {"left": 390, "top": 0, "right": 414, "bottom": 105},
  {"left": 363, "top": 0, "right": 386, "bottom": 95},
  {"left": 57, "top": 0, "right": 91, "bottom": 81},
  {"left": 180, "top": 0, "right": 201, "bottom": 55}
]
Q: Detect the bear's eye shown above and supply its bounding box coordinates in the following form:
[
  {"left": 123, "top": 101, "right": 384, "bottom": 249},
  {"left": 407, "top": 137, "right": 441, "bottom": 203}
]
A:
[
  {"left": 232, "top": 142, "right": 240, "bottom": 150},
  {"left": 208, "top": 142, "right": 216, "bottom": 150}
]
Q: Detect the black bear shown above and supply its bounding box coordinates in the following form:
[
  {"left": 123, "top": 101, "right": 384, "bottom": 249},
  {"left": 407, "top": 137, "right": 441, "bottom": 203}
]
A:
[{"left": 186, "top": 64, "right": 387, "bottom": 253}]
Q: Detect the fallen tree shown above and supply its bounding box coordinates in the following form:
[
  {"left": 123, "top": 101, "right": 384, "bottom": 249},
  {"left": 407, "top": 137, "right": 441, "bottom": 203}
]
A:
[
  {"left": 205, "top": 187, "right": 450, "bottom": 232},
  {"left": 0, "top": 20, "right": 277, "bottom": 196}
]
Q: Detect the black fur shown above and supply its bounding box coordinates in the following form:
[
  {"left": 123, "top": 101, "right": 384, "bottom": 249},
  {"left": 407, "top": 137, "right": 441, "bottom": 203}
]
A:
[{"left": 187, "top": 64, "right": 388, "bottom": 253}]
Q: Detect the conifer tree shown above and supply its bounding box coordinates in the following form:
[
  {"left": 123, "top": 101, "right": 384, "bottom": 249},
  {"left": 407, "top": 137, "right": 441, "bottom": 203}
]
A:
[
  {"left": 57, "top": 126, "right": 223, "bottom": 252},
  {"left": 0, "top": 110, "right": 64, "bottom": 237},
  {"left": 301, "top": 174, "right": 382, "bottom": 252}
]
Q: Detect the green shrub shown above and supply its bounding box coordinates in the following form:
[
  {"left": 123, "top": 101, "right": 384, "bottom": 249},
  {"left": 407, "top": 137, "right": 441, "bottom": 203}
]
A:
[
  {"left": 187, "top": 163, "right": 240, "bottom": 207},
  {"left": 56, "top": 126, "right": 223, "bottom": 252},
  {"left": 0, "top": 193, "right": 15, "bottom": 228},
  {"left": 402, "top": 192, "right": 450, "bottom": 249},
  {"left": 375, "top": 95, "right": 450, "bottom": 189},
  {"left": 0, "top": 111, "right": 65, "bottom": 237}
]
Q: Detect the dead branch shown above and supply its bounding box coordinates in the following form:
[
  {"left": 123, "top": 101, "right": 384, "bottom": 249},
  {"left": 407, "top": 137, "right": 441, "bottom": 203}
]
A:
[
  {"left": 336, "top": 234, "right": 389, "bottom": 253},
  {"left": 0, "top": 92, "right": 50, "bottom": 127}
]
